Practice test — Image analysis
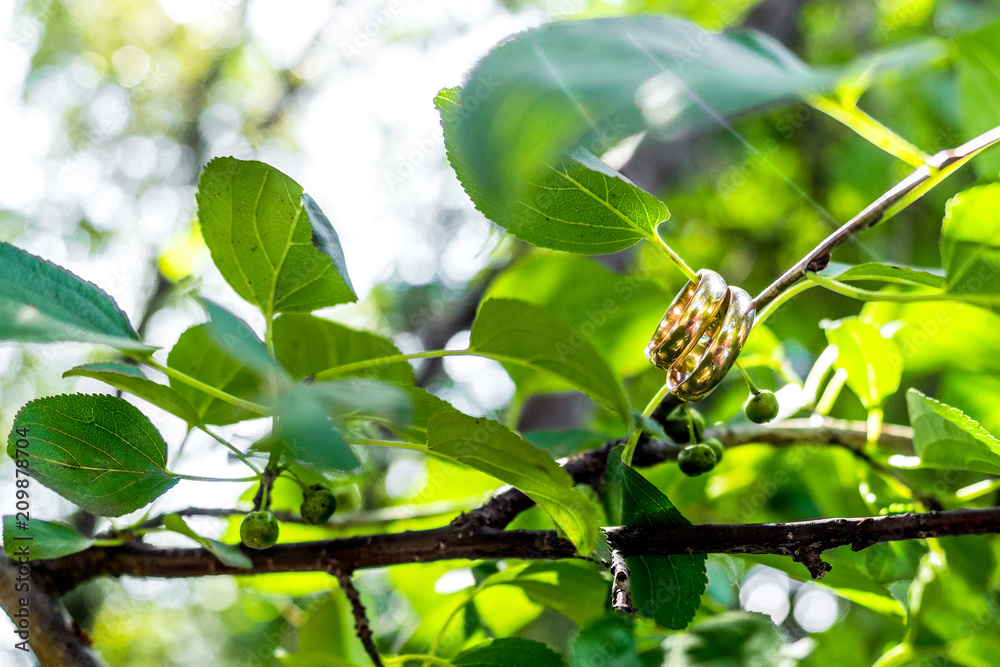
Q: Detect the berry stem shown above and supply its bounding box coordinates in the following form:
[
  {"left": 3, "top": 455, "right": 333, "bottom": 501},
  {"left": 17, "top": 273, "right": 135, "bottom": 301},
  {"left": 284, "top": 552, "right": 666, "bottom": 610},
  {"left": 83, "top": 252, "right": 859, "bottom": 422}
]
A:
[{"left": 737, "top": 362, "right": 760, "bottom": 395}]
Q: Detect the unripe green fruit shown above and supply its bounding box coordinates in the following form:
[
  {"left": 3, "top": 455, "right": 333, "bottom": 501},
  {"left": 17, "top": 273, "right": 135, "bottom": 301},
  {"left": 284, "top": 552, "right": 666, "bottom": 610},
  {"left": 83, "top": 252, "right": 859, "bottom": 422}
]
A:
[
  {"left": 240, "top": 510, "right": 279, "bottom": 549},
  {"left": 300, "top": 485, "right": 338, "bottom": 525},
  {"left": 678, "top": 443, "right": 717, "bottom": 476},
  {"left": 663, "top": 407, "right": 705, "bottom": 444},
  {"left": 702, "top": 437, "right": 724, "bottom": 463},
  {"left": 744, "top": 390, "right": 779, "bottom": 424}
]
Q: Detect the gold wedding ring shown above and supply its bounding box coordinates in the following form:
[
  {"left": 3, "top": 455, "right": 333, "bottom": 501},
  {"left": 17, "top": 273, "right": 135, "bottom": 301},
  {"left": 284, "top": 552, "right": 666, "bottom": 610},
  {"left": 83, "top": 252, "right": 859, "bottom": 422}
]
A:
[{"left": 645, "top": 269, "right": 756, "bottom": 401}]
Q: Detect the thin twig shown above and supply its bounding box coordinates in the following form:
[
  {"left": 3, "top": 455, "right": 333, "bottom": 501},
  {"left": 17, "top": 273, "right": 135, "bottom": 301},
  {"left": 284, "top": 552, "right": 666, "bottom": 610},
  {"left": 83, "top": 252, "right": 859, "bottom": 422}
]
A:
[
  {"left": 336, "top": 571, "right": 384, "bottom": 667},
  {"left": 132, "top": 496, "right": 488, "bottom": 532},
  {"left": 752, "top": 124, "right": 1000, "bottom": 312}
]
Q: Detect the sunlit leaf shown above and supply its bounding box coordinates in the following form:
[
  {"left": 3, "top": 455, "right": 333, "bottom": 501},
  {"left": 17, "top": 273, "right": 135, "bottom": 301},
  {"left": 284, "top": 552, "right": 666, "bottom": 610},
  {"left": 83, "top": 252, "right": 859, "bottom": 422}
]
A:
[
  {"left": 485, "top": 251, "right": 671, "bottom": 377},
  {"left": 955, "top": 21, "right": 1000, "bottom": 179},
  {"left": 478, "top": 561, "right": 609, "bottom": 626},
  {"left": 907, "top": 388, "right": 1000, "bottom": 475},
  {"left": 451, "top": 17, "right": 831, "bottom": 217},
  {"left": 439, "top": 86, "right": 670, "bottom": 255},
  {"left": 196, "top": 158, "right": 356, "bottom": 318},
  {"left": 7, "top": 394, "right": 179, "bottom": 516},
  {"left": 940, "top": 184, "right": 1000, "bottom": 311},
  {"left": 427, "top": 411, "right": 600, "bottom": 555},
  {"left": 0, "top": 242, "right": 148, "bottom": 351},
  {"left": 825, "top": 317, "right": 902, "bottom": 409},
  {"left": 833, "top": 262, "right": 945, "bottom": 289},
  {"left": 470, "top": 298, "right": 630, "bottom": 421}
]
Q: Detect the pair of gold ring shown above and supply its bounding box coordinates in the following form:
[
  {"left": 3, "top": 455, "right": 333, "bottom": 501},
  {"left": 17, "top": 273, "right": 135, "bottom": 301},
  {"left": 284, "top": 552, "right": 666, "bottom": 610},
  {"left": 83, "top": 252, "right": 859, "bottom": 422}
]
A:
[{"left": 645, "top": 269, "right": 756, "bottom": 401}]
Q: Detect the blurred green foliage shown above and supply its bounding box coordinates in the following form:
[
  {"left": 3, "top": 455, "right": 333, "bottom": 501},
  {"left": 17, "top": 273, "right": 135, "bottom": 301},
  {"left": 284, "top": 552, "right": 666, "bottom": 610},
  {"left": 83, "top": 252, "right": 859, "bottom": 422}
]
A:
[{"left": 5, "top": 0, "right": 1000, "bottom": 666}]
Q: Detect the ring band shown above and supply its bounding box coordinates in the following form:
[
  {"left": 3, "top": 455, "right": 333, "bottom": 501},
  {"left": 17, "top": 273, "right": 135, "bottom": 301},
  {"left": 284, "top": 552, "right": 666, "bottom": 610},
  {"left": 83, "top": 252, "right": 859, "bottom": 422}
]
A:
[{"left": 645, "top": 270, "right": 756, "bottom": 402}]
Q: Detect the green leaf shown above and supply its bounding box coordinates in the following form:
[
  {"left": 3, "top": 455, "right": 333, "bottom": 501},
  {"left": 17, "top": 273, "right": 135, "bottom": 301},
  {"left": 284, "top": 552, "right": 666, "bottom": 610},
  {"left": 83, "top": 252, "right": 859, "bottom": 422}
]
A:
[
  {"left": 3, "top": 516, "right": 95, "bottom": 560},
  {"left": 940, "top": 184, "right": 1000, "bottom": 310},
  {"left": 450, "top": 17, "right": 831, "bottom": 218},
  {"left": 955, "top": 21, "right": 1000, "bottom": 179},
  {"left": 478, "top": 561, "right": 609, "bottom": 626},
  {"left": 570, "top": 615, "right": 645, "bottom": 667},
  {"left": 162, "top": 514, "right": 252, "bottom": 569},
  {"left": 7, "top": 394, "right": 180, "bottom": 516},
  {"left": 427, "top": 411, "right": 600, "bottom": 555},
  {"left": 454, "top": 638, "right": 566, "bottom": 667},
  {"left": 63, "top": 362, "right": 202, "bottom": 427},
  {"left": 677, "top": 612, "right": 782, "bottom": 664},
  {"left": 438, "top": 87, "right": 670, "bottom": 254},
  {"left": 273, "top": 313, "right": 414, "bottom": 384},
  {"left": 607, "top": 450, "right": 707, "bottom": 630},
  {"left": 167, "top": 323, "right": 265, "bottom": 425},
  {"left": 833, "top": 262, "right": 946, "bottom": 289},
  {"left": 379, "top": 384, "right": 462, "bottom": 443},
  {"left": 824, "top": 317, "right": 902, "bottom": 409},
  {"left": 469, "top": 298, "right": 630, "bottom": 421},
  {"left": 271, "top": 384, "right": 359, "bottom": 471},
  {"left": 484, "top": 251, "right": 672, "bottom": 377},
  {"left": 906, "top": 388, "right": 1000, "bottom": 475},
  {"left": 0, "top": 242, "right": 148, "bottom": 351},
  {"left": 525, "top": 430, "right": 608, "bottom": 459},
  {"left": 202, "top": 300, "right": 279, "bottom": 374},
  {"left": 308, "top": 378, "right": 412, "bottom": 424},
  {"left": 267, "top": 379, "right": 411, "bottom": 470},
  {"left": 196, "top": 158, "right": 356, "bottom": 318}
]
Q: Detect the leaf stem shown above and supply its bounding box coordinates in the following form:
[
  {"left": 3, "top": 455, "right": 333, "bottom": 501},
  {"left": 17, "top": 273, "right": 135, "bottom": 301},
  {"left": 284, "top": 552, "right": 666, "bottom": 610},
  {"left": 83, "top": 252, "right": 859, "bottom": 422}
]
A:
[
  {"left": 806, "top": 272, "right": 945, "bottom": 303},
  {"left": 141, "top": 357, "right": 271, "bottom": 416},
  {"left": 347, "top": 438, "right": 428, "bottom": 453},
  {"left": 314, "top": 349, "right": 468, "bottom": 380},
  {"left": 809, "top": 95, "right": 930, "bottom": 168},
  {"left": 736, "top": 362, "right": 760, "bottom": 395},
  {"left": 201, "top": 427, "right": 262, "bottom": 474},
  {"left": 174, "top": 473, "right": 261, "bottom": 483},
  {"left": 814, "top": 368, "right": 848, "bottom": 416},
  {"left": 622, "top": 382, "right": 672, "bottom": 466},
  {"left": 650, "top": 227, "right": 698, "bottom": 281}
]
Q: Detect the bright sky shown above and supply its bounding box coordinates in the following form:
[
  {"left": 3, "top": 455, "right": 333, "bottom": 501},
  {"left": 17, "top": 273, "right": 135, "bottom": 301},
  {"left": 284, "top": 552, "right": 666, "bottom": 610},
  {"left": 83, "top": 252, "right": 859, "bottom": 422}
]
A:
[{"left": 0, "top": 0, "right": 559, "bottom": 542}]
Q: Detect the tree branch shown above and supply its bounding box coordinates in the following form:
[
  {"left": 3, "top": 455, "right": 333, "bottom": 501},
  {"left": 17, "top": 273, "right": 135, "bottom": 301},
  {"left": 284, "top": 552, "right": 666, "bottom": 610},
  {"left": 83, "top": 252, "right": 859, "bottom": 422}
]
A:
[
  {"left": 752, "top": 123, "right": 1000, "bottom": 312},
  {"left": 29, "top": 507, "right": 1000, "bottom": 594},
  {"left": 21, "top": 419, "right": 921, "bottom": 599},
  {"left": 0, "top": 556, "right": 104, "bottom": 667}
]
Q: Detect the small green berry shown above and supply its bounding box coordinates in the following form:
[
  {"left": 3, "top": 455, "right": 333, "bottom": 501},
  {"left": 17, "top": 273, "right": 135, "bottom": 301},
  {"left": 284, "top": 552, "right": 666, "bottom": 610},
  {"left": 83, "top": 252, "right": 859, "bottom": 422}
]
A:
[
  {"left": 662, "top": 406, "right": 705, "bottom": 444},
  {"left": 300, "top": 485, "right": 338, "bottom": 525},
  {"left": 744, "top": 390, "right": 779, "bottom": 424},
  {"left": 677, "top": 443, "right": 717, "bottom": 476},
  {"left": 702, "top": 437, "right": 724, "bottom": 463},
  {"left": 240, "top": 510, "right": 280, "bottom": 549}
]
